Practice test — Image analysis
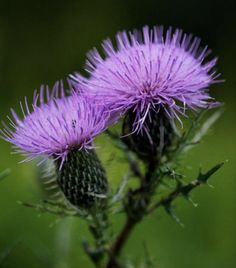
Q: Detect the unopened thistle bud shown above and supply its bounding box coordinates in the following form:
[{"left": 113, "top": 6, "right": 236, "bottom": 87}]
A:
[
  {"left": 1, "top": 82, "right": 112, "bottom": 209},
  {"left": 57, "top": 149, "right": 107, "bottom": 208}
]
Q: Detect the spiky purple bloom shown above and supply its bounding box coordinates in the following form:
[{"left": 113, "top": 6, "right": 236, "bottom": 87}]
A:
[
  {"left": 72, "top": 26, "right": 221, "bottom": 131},
  {"left": 1, "top": 81, "right": 110, "bottom": 164}
]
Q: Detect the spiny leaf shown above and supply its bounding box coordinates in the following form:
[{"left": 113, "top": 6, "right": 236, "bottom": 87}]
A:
[
  {"left": 168, "top": 110, "right": 223, "bottom": 162},
  {"left": 160, "top": 166, "right": 184, "bottom": 180},
  {"left": 197, "top": 162, "right": 225, "bottom": 184},
  {"left": 183, "top": 194, "right": 198, "bottom": 207},
  {"left": 164, "top": 203, "right": 184, "bottom": 227},
  {"left": 17, "top": 200, "right": 88, "bottom": 218},
  {"left": 189, "top": 110, "right": 223, "bottom": 146},
  {"left": 149, "top": 161, "right": 224, "bottom": 215},
  {"left": 111, "top": 174, "right": 129, "bottom": 204},
  {"left": 179, "top": 162, "right": 225, "bottom": 197},
  {"left": 182, "top": 110, "right": 223, "bottom": 154}
]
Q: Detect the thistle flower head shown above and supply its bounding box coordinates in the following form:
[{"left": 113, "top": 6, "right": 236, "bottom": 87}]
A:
[
  {"left": 72, "top": 26, "right": 221, "bottom": 131},
  {"left": 1, "top": 81, "right": 110, "bottom": 164}
]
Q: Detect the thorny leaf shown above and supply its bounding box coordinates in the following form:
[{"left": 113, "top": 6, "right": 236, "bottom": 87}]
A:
[
  {"left": 111, "top": 174, "right": 129, "bottom": 204},
  {"left": 164, "top": 203, "right": 184, "bottom": 227},
  {"left": 183, "top": 109, "right": 223, "bottom": 153},
  {"left": 148, "top": 162, "right": 225, "bottom": 220},
  {"left": 197, "top": 162, "right": 225, "bottom": 184},
  {"left": 167, "top": 110, "right": 223, "bottom": 162},
  {"left": 18, "top": 200, "right": 88, "bottom": 218}
]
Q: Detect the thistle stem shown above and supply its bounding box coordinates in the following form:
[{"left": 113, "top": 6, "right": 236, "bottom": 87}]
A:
[
  {"left": 83, "top": 209, "right": 109, "bottom": 268},
  {"left": 106, "top": 161, "right": 158, "bottom": 268},
  {"left": 106, "top": 218, "right": 136, "bottom": 268}
]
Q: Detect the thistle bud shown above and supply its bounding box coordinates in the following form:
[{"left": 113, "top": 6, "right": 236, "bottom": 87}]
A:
[{"left": 57, "top": 149, "right": 108, "bottom": 209}]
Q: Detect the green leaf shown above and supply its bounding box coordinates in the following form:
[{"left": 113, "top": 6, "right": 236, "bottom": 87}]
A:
[
  {"left": 18, "top": 200, "right": 88, "bottom": 218},
  {"left": 183, "top": 109, "right": 223, "bottom": 154},
  {"left": 164, "top": 203, "right": 184, "bottom": 227},
  {"left": 183, "top": 194, "right": 198, "bottom": 207},
  {"left": 197, "top": 162, "right": 225, "bottom": 184},
  {"left": 111, "top": 174, "right": 129, "bottom": 204}
]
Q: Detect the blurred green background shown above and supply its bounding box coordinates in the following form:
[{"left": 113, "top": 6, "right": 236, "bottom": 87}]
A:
[{"left": 0, "top": 0, "right": 235, "bottom": 267}]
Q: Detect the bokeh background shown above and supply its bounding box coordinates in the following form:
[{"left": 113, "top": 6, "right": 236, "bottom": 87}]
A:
[{"left": 0, "top": 0, "right": 235, "bottom": 267}]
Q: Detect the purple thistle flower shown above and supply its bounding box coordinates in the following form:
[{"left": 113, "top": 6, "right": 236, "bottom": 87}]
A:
[
  {"left": 71, "top": 26, "right": 221, "bottom": 131},
  {"left": 1, "top": 81, "right": 110, "bottom": 165}
]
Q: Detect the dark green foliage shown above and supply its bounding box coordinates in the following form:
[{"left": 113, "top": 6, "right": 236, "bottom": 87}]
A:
[
  {"left": 147, "top": 162, "right": 225, "bottom": 226},
  {"left": 57, "top": 149, "right": 108, "bottom": 209}
]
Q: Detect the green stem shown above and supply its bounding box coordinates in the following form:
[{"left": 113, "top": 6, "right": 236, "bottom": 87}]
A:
[
  {"left": 106, "top": 161, "right": 159, "bottom": 268},
  {"left": 83, "top": 209, "right": 109, "bottom": 268},
  {"left": 106, "top": 217, "right": 136, "bottom": 268}
]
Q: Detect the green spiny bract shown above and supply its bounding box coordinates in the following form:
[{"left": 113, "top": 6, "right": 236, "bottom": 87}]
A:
[
  {"left": 57, "top": 149, "right": 108, "bottom": 209},
  {"left": 122, "top": 109, "right": 175, "bottom": 163}
]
